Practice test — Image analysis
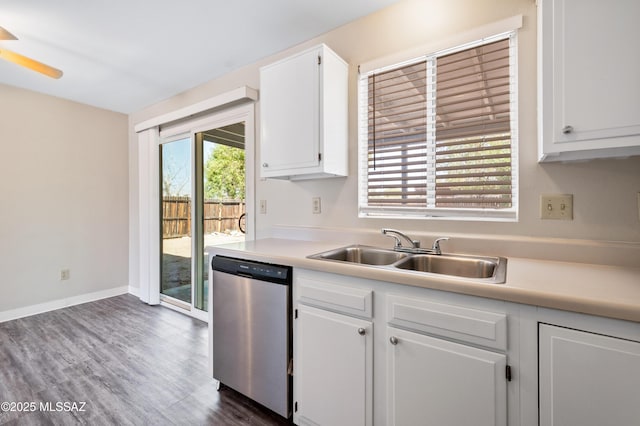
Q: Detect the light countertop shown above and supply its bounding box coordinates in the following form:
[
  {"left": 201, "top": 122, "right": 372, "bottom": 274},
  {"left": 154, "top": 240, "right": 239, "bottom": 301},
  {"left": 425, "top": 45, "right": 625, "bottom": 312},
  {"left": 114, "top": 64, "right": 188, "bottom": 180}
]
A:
[{"left": 207, "top": 238, "right": 640, "bottom": 323}]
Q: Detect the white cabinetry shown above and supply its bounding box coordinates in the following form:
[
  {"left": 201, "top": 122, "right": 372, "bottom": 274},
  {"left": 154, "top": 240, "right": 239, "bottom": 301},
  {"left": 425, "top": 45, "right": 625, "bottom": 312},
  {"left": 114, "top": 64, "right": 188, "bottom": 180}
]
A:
[
  {"left": 293, "top": 276, "right": 373, "bottom": 426},
  {"left": 539, "top": 324, "right": 640, "bottom": 426},
  {"left": 260, "top": 44, "right": 348, "bottom": 179},
  {"left": 387, "top": 295, "right": 508, "bottom": 426},
  {"left": 292, "top": 270, "right": 515, "bottom": 425},
  {"left": 538, "top": 0, "right": 640, "bottom": 161},
  {"left": 295, "top": 305, "right": 372, "bottom": 426},
  {"left": 388, "top": 328, "right": 506, "bottom": 426}
]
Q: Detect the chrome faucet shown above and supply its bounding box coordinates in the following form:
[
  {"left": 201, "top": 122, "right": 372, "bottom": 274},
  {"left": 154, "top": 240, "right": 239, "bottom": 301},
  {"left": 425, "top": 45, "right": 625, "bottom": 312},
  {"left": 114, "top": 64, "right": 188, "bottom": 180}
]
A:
[
  {"left": 381, "top": 229, "right": 420, "bottom": 250},
  {"left": 381, "top": 228, "right": 449, "bottom": 255},
  {"left": 431, "top": 237, "right": 449, "bottom": 255}
]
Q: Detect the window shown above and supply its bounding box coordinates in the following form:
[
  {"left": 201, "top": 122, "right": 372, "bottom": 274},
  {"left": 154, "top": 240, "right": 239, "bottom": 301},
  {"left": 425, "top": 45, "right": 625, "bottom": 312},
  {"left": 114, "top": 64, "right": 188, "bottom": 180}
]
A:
[{"left": 358, "top": 32, "right": 518, "bottom": 220}]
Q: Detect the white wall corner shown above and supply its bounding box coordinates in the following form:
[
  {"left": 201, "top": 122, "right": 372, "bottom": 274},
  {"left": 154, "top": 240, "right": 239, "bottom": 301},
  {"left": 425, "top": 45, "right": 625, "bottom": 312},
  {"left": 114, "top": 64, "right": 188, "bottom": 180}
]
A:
[{"left": 128, "top": 285, "right": 140, "bottom": 297}]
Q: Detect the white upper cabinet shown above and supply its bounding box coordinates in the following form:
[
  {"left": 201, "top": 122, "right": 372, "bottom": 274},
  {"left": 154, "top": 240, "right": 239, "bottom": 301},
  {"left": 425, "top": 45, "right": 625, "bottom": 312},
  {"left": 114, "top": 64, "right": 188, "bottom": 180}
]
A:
[
  {"left": 538, "top": 0, "right": 640, "bottom": 161},
  {"left": 260, "top": 44, "right": 348, "bottom": 179}
]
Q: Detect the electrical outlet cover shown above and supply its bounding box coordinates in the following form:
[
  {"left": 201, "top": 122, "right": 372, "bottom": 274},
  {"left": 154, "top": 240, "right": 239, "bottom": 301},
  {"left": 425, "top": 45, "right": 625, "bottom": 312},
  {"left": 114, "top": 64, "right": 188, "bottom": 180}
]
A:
[{"left": 60, "top": 269, "right": 70, "bottom": 280}]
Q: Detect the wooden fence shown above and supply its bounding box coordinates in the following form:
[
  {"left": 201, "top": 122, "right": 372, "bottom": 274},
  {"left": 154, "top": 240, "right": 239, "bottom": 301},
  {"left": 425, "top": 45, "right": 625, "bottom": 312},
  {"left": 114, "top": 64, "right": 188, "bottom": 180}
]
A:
[{"left": 162, "top": 196, "right": 245, "bottom": 238}]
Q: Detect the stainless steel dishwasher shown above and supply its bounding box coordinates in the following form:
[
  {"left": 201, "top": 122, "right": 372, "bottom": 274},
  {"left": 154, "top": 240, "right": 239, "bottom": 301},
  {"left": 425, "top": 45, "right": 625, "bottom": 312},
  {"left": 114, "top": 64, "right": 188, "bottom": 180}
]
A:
[{"left": 211, "top": 255, "right": 292, "bottom": 418}]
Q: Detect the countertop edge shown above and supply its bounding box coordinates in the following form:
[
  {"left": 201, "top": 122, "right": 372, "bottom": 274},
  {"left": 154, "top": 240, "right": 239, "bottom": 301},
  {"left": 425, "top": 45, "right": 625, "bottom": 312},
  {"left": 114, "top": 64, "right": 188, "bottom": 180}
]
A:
[{"left": 207, "top": 239, "right": 640, "bottom": 323}]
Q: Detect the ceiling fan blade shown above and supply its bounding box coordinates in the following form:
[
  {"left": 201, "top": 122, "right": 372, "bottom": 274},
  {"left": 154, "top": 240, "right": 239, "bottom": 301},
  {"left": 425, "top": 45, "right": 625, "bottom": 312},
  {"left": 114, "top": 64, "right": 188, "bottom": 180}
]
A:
[
  {"left": 0, "top": 48, "right": 63, "bottom": 79},
  {"left": 0, "top": 26, "right": 18, "bottom": 40}
]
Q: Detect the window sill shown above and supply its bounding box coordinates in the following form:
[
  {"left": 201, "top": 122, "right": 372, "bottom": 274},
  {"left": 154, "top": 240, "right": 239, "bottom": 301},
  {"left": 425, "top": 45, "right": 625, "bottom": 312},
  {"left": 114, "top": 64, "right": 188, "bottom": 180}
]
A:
[{"left": 359, "top": 208, "right": 517, "bottom": 222}]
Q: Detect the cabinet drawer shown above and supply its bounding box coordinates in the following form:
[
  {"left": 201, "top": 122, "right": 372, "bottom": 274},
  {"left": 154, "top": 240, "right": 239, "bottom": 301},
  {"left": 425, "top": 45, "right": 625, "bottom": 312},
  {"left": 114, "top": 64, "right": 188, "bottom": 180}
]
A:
[
  {"left": 297, "top": 277, "right": 373, "bottom": 319},
  {"left": 387, "top": 295, "right": 507, "bottom": 351}
]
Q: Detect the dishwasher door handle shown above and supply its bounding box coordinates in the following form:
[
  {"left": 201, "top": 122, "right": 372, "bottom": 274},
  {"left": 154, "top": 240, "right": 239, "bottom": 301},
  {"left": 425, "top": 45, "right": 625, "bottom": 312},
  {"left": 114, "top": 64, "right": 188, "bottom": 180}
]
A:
[{"left": 236, "top": 272, "right": 254, "bottom": 279}]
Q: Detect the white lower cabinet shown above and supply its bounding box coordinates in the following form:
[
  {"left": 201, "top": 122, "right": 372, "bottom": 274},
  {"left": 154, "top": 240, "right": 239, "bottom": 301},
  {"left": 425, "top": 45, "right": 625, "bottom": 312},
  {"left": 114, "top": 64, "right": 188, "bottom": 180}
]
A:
[
  {"left": 291, "top": 269, "right": 640, "bottom": 426},
  {"left": 294, "top": 304, "right": 373, "bottom": 426},
  {"left": 539, "top": 324, "right": 640, "bottom": 426},
  {"left": 387, "top": 327, "right": 507, "bottom": 426},
  {"left": 293, "top": 270, "right": 515, "bottom": 425}
]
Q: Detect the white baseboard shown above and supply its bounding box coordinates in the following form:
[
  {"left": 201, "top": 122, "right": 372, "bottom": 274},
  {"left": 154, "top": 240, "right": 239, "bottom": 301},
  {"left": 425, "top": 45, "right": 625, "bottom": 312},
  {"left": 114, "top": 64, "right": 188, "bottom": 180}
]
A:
[
  {"left": 0, "top": 285, "right": 129, "bottom": 323},
  {"left": 128, "top": 285, "right": 140, "bottom": 297}
]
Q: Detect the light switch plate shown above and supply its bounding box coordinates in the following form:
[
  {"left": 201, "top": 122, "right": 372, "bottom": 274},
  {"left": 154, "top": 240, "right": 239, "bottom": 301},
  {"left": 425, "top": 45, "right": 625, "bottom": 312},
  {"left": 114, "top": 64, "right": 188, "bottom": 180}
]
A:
[
  {"left": 259, "top": 199, "right": 267, "bottom": 214},
  {"left": 540, "top": 194, "right": 573, "bottom": 220}
]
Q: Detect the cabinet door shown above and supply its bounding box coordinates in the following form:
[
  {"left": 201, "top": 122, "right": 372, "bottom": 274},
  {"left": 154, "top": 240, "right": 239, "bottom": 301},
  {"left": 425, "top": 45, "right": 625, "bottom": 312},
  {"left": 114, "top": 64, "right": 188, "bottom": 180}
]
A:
[
  {"left": 539, "top": 324, "right": 640, "bottom": 426},
  {"left": 295, "top": 304, "right": 372, "bottom": 426},
  {"left": 388, "top": 327, "right": 507, "bottom": 426},
  {"left": 260, "top": 47, "right": 320, "bottom": 175},
  {"left": 539, "top": 0, "right": 640, "bottom": 159}
]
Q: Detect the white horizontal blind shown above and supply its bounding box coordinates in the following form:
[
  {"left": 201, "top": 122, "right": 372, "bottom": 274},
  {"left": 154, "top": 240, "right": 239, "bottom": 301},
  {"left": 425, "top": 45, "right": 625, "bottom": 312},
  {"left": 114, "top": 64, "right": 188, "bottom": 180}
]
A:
[
  {"left": 433, "top": 37, "right": 513, "bottom": 208},
  {"left": 359, "top": 32, "right": 517, "bottom": 220},
  {"left": 366, "top": 60, "right": 428, "bottom": 207}
]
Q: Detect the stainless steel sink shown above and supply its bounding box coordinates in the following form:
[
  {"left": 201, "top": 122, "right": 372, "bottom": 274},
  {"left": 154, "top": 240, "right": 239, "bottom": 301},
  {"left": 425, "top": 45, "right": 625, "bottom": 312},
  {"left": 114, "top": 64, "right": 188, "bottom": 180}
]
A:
[
  {"left": 308, "top": 245, "right": 409, "bottom": 265},
  {"left": 393, "top": 254, "right": 506, "bottom": 281},
  {"left": 307, "top": 245, "right": 507, "bottom": 283}
]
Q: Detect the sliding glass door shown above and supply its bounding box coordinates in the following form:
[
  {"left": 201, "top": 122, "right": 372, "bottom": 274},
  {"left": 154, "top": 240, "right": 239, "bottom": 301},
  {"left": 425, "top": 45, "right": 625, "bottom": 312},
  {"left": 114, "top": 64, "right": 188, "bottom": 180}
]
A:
[
  {"left": 159, "top": 120, "right": 246, "bottom": 315},
  {"left": 197, "top": 123, "right": 246, "bottom": 312},
  {"left": 160, "top": 137, "right": 193, "bottom": 307}
]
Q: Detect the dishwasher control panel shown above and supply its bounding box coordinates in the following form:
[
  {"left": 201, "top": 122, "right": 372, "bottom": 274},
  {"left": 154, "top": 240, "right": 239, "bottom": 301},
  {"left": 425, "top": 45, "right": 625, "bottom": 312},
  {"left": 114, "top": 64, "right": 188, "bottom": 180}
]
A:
[{"left": 211, "top": 255, "right": 291, "bottom": 285}]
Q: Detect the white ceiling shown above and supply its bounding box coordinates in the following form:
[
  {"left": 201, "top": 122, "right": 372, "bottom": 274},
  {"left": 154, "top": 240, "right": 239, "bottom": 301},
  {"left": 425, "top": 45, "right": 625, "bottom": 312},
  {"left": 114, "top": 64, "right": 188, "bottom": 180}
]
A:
[{"left": 0, "top": 0, "right": 401, "bottom": 113}]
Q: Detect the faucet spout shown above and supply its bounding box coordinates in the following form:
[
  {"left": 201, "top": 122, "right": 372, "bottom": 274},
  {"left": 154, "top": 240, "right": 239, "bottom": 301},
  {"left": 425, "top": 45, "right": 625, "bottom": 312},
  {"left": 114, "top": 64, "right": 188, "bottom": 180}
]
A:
[
  {"left": 381, "top": 228, "right": 421, "bottom": 250},
  {"left": 382, "top": 229, "right": 450, "bottom": 255}
]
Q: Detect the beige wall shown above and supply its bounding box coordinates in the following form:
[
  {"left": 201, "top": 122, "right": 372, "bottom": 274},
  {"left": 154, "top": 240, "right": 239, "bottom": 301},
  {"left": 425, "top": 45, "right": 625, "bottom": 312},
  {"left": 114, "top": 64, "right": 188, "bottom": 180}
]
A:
[
  {"left": 129, "top": 0, "right": 640, "bottom": 266},
  {"left": 0, "top": 83, "right": 129, "bottom": 312}
]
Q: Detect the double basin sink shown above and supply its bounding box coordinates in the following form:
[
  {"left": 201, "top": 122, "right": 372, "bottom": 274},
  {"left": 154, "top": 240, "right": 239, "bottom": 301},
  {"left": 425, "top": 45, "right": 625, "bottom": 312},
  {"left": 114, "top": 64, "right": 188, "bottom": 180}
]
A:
[{"left": 308, "top": 245, "right": 507, "bottom": 284}]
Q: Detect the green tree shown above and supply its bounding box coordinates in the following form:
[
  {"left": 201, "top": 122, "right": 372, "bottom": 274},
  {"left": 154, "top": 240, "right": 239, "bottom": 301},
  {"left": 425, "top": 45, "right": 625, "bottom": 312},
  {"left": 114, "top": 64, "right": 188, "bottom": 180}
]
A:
[{"left": 204, "top": 145, "right": 245, "bottom": 200}]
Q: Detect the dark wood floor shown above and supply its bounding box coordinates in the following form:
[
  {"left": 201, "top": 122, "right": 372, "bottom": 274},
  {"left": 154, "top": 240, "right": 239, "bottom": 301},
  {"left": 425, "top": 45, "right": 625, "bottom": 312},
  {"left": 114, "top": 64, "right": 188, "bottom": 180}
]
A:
[{"left": 0, "top": 294, "right": 291, "bottom": 425}]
